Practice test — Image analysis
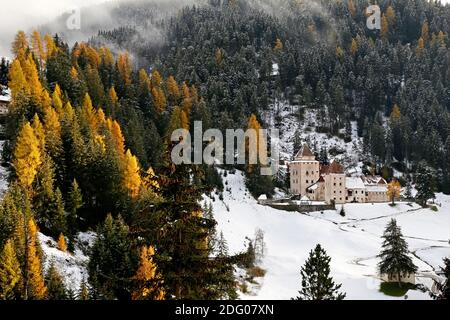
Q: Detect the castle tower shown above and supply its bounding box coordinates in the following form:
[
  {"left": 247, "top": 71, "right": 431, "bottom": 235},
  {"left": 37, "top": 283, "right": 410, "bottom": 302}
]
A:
[
  {"left": 322, "top": 161, "right": 346, "bottom": 204},
  {"left": 289, "top": 144, "right": 320, "bottom": 196}
]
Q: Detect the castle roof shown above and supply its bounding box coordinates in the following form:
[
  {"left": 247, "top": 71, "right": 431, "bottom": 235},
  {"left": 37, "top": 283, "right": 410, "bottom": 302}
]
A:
[
  {"left": 295, "top": 144, "right": 314, "bottom": 159},
  {"left": 320, "top": 160, "right": 344, "bottom": 174}
]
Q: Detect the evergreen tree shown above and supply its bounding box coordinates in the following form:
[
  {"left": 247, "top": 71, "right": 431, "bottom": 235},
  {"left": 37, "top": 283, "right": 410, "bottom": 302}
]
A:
[
  {"left": 378, "top": 219, "right": 417, "bottom": 286},
  {"left": 415, "top": 163, "right": 436, "bottom": 206},
  {"left": 78, "top": 277, "right": 90, "bottom": 300},
  {"left": 46, "top": 262, "right": 68, "bottom": 300},
  {"left": 88, "top": 214, "right": 138, "bottom": 300},
  {"left": 433, "top": 258, "right": 450, "bottom": 300},
  {"left": 294, "top": 244, "right": 345, "bottom": 300}
]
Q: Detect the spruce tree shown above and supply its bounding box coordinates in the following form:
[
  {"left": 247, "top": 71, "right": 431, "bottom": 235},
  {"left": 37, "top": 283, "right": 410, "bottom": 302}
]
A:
[
  {"left": 378, "top": 219, "right": 417, "bottom": 286},
  {"left": 78, "top": 277, "right": 90, "bottom": 300},
  {"left": 415, "top": 163, "right": 436, "bottom": 207},
  {"left": 46, "top": 262, "right": 68, "bottom": 300},
  {"left": 294, "top": 244, "right": 345, "bottom": 300},
  {"left": 433, "top": 258, "right": 450, "bottom": 300},
  {"left": 88, "top": 214, "right": 138, "bottom": 300}
]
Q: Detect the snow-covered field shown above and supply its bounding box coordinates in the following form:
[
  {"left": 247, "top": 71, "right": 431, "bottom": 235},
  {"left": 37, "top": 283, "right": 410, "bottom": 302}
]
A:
[{"left": 207, "top": 169, "right": 450, "bottom": 300}]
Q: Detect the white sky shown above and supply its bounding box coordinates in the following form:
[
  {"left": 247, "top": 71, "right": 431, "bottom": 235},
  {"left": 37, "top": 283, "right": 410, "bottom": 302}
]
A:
[{"left": 0, "top": 0, "right": 112, "bottom": 57}]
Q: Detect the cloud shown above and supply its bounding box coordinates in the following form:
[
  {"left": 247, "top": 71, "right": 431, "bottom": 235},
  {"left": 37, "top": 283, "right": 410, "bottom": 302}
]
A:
[{"left": 0, "top": 0, "right": 112, "bottom": 57}]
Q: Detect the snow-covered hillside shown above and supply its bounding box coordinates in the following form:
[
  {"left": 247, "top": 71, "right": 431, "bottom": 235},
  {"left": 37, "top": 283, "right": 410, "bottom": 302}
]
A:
[
  {"left": 262, "top": 101, "right": 363, "bottom": 172},
  {"left": 208, "top": 169, "right": 450, "bottom": 300},
  {"left": 38, "top": 232, "right": 96, "bottom": 293}
]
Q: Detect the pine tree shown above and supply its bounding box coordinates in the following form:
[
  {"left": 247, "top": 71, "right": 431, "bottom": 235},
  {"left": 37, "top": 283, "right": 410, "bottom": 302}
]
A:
[
  {"left": 378, "top": 219, "right": 417, "bottom": 286},
  {"left": 294, "top": 244, "right": 345, "bottom": 300},
  {"left": 13, "top": 122, "right": 42, "bottom": 188},
  {"left": 78, "top": 277, "right": 90, "bottom": 300},
  {"left": 415, "top": 163, "right": 436, "bottom": 207},
  {"left": 0, "top": 239, "right": 22, "bottom": 300},
  {"left": 387, "top": 179, "right": 402, "bottom": 205},
  {"left": 132, "top": 245, "right": 165, "bottom": 300},
  {"left": 67, "top": 179, "right": 83, "bottom": 245},
  {"left": 433, "top": 258, "right": 450, "bottom": 300},
  {"left": 26, "top": 218, "right": 47, "bottom": 300},
  {"left": 46, "top": 262, "right": 68, "bottom": 300},
  {"left": 88, "top": 214, "right": 137, "bottom": 300}
]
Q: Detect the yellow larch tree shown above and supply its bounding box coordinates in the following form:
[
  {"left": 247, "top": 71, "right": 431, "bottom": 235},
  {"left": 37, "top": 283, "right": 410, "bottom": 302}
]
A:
[
  {"left": 106, "top": 119, "right": 125, "bottom": 155},
  {"left": 390, "top": 104, "right": 402, "bottom": 122},
  {"left": 132, "top": 246, "right": 165, "bottom": 300},
  {"left": 81, "top": 94, "right": 99, "bottom": 131},
  {"left": 416, "top": 37, "right": 425, "bottom": 55},
  {"left": 381, "top": 14, "right": 389, "bottom": 41},
  {"left": 167, "top": 75, "right": 180, "bottom": 104},
  {"left": 152, "top": 87, "right": 167, "bottom": 114},
  {"left": 143, "top": 167, "right": 160, "bottom": 191},
  {"left": 421, "top": 21, "right": 430, "bottom": 44},
  {"left": 118, "top": 52, "right": 133, "bottom": 87},
  {"left": 181, "top": 82, "right": 193, "bottom": 116},
  {"left": 12, "top": 31, "right": 29, "bottom": 57},
  {"left": 26, "top": 218, "right": 47, "bottom": 300},
  {"left": 246, "top": 114, "right": 267, "bottom": 171},
  {"left": 123, "top": 150, "right": 142, "bottom": 198},
  {"left": 8, "top": 59, "right": 29, "bottom": 101},
  {"left": 274, "top": 38, "right": 283, "bottom": 52},
  {"left": 31, "top": 31, "right": 45, "bottom": 65},
  {"left": 57, "top": 233, "right": 67, "bottom": 252},
  {"left": 350, "top": 38, "right": 358, "bottom": 56},
  {"left": 151, "top": 70, "right": 162, "bottom": 89},
  {"left": 44, "top": 34, "right": 57, "bottom": 58},
  {"left": 0, "top": 239, "right": 22, "bottom": 300},
  {"left": 348, "top": 0, "right": 356, "bottom": 17},
  {"left": 52, "top": 89, "right": 64, "bottom": 115},
  {"left": 13, "top": 122, "right": 42, "bottom": 188},
  {"left": 31, "top": 114, "right": 46, "bottom": 152},
  {"left": 386, "top": 6, "right": 396, "bottom": 25},
  {"left": 387, "top": 179, "right": 402, "bottom": 205}
]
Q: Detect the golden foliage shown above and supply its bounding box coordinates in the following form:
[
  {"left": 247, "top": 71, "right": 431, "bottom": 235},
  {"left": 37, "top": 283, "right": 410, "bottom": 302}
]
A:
[
  {"left": 13, "top": 122, "right": 42, "bottom": 188},
  {"left": 0, "top": 240, "right": 22, "bottom": 300},
  {"left": 132, "top": 246, "right": 165, "bottom": 300},
  {"left": 123, "top": 150, "right": 142, "bottom": 198},
  {"left": 57, "top": 234, "right": 67, "bottom": 252},
  {"left": 387, "top": 179, "right": 402, "bottom": 205},
  {"left": 26, "top": 219, "right": 47, "bottom": 300}
]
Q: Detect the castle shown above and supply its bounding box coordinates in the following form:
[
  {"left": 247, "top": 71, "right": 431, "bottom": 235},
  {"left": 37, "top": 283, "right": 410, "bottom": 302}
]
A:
[{"left": 289, "top": 144, "right": 389, "bottom": 204}]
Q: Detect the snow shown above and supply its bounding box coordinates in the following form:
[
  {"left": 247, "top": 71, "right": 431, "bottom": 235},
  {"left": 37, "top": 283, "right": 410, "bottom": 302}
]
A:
[
  {"left": 346, "top": 177, "right": 365, "bottom": 189},
  {"left": 0, "top": 142, "right": 8, "bottom": 198},
  {"left": 38, "top": 231, "right": 96, "bottom": 292},
  {"left": 0, "top": 86, "right": 11, "bottom": 102},
  {"left": 271, "top": 63, "right": 279, "bottom": 76},
  {"left": 261, "top": 101, "right": 364, "bottom": 172},
  {"left": 207, "top": 169, "right": 450, "bottom": 300}
]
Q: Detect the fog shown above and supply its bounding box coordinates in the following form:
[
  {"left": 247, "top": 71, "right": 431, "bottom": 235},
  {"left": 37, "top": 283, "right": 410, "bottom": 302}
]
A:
[
  {"left": 0, "top": 0, "right": 115, "bottom": 57},
  {"left": 1, "top": 0, "right": 449, "bottom": 57}
]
